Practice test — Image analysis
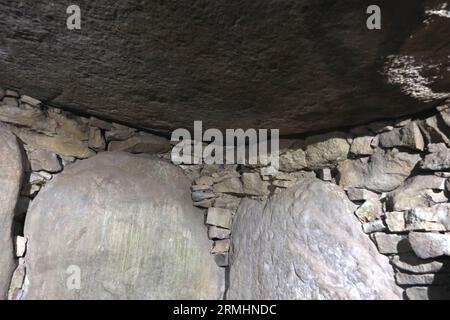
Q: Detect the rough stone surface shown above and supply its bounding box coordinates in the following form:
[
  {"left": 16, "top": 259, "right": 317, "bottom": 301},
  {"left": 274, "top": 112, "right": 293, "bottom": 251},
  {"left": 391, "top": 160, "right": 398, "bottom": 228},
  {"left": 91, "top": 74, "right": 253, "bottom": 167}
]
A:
[
  {"left": 350, "top": 136, "right": 375, "bottom": 156},
  {"left": 304, "top": 132, "right": 350, "bottom": 169},
  {"left": 387, "top": 175, "right": 447, "bottom": 211},
  {"left": 25, "top": 146, "right": 62, "bottom": 173},
  {"left": 0, "top": 1, "right": 441, "bottom": 135},
  {"left": 345, "top": 188, "right": 379, "bottom": 202},
  {"left": 228, "top": 178, "right": 402, "bottom": 299},
  {"left": 395, "top": 273, "right": 440, "bottom": 286},
  {"left": 206, "top": 208, "right": 233, "bottom": 230},
  {"left": 208, "top": 227, "right": 231, "bottom": 240},
  {"left": 279, "top": 149, "right": 307, "bottom": 172},
  {"left": 391, "top": 253, "right": 449, "bottom": 274},
  {"left": 337, "top": 149, "right": 421, "bottom": 192},
  {"left": 241, "top": 172, "right": 270, "bottom": 196},
  {"left": 22, "top": 152, "right": 224, "bottom": 299},
  {"left": 416, "top": 114, "right": 450, "bottom": 145},
  {"left": 406, "top": 205, "right": 450, "bottom": 231},
  {"left": 406, "top": 286, "right": 450, "bottom": 300},
  {"left": 14, "top": 129, "right": 94, "bottom": 159},
  {"left": 354, "top": 199, "right": 382, "bottom": 223},
  {"left": 409, "top": 232, "right": 450, "bottom": 259},
  {"left": 378, "top": 122, "right": 425, "bottom": 151},
  {"left": 385, "top": 212, "right": 406, "bottom": 232},
  {"left": 362, "top": 220, "right": 387, "bottom": 234},
  {"left": 107, "top": 133, "right": 170, "bottom": 154},
  {"left": 0, "top": 128, "right": 23, "bottom": 299},
  {"left": 88, "top": 127, "right": 106, "bottom": 151},
  {"left": 213, "top": 177, "right": 243, "bottom": 194},
  {"left": 373, "top": 233, "right": 412, "bottom": 255},
  {"left": 421, "top": 143, "right": 450, "bottom": 170}
]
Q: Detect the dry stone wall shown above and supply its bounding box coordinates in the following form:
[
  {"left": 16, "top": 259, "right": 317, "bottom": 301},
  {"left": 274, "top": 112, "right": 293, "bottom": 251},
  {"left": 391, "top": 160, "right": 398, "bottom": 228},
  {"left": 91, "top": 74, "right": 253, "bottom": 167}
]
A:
[{"left": 1, "top": 86, "right": 450, "bottom": 299}]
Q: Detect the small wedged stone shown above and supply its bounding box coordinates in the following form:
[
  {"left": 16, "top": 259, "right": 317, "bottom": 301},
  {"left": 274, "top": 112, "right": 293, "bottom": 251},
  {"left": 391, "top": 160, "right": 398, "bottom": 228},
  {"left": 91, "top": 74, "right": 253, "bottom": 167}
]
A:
[
  {"left": 272, "top": 180, "right": 296, "bottom": 188},
  {"left": 409, "top": 232, "right": 450, "bottom": 259},
  {"left": 20, "top": 95, "right": 41, "bottom": 107},
  {"left": 317, "top": 168, "right": 332, "bottom": 181},
  {"left": 378, "top": 122, "right": 424, "bottom": 151},
  {"left": 88, "top": 127, "right": 106, "bottom": 151},
  {"left": 345, "top": 187, "right": 379, "bottom": 202},
  {"left": 193, "top": 199, "right": 214, "bottom": 208},
  {"left": 191, "top": 185, "right": 212, "bottom": 192},
  {"left": 15, "top": 236, "right": 27, "bottom": 258}
]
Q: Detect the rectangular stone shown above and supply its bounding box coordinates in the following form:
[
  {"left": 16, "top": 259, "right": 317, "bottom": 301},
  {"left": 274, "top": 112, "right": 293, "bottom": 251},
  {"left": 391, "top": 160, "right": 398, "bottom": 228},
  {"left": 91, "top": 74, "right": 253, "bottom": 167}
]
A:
[
  {"left": 373, "top": 233, "right": 412, "bottom": 255},
  {"left": 362, "top": 220, "right": 386, "bottom": 234},
  {"left": 206, "top": 207, "right": 233, "bottom": 229},
  {"left": 211, "top": 239, "right": 230, "bottom": 254},
  {"left": 208, "top": 226, "right": 231, "bottom": 240},
  {"left": 20, "top": 95, "right": 42, "bottom": 107},
  {"left": 14, "top": 236, "right": 27, "bottom": 258},
  {"left": 395, "top": 273, "right": 439, "bottom": 286}
]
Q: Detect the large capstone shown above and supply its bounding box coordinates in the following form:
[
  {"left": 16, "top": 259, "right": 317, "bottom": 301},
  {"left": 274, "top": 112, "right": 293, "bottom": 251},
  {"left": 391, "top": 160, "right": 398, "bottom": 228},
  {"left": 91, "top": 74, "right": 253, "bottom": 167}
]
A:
[
  {"left": 0, "top": 128, "right": 23, "bottom": 299},
  {"left": 0, "top": 1, "right": 447, "bottom": 135},
  {"left": 22, "top": 152, "right": 224, "bottom": 299},
  {"left": 227, "top": 178, "right": 402, "bottom": 299}
]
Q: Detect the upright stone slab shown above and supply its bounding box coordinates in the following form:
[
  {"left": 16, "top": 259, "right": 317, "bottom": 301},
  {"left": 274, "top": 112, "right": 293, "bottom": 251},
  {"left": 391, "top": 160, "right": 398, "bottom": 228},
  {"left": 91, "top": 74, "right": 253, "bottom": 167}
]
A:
[
  {"left": 23, "top": 152, "right": 224, "bottom": 299},
  {"left": 0, "top": 128, "right": 23, "bottom": 299},
  {"left": 228, "top": 178, "right": 402, "bottom": 300}
]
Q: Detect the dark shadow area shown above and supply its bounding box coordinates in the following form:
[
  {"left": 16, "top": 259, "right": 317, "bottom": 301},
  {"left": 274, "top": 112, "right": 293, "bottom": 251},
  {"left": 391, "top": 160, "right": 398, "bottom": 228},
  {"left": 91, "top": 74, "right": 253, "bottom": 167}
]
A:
[{"left": 428, "top": 257, "right": 450, "bottom": 300}]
